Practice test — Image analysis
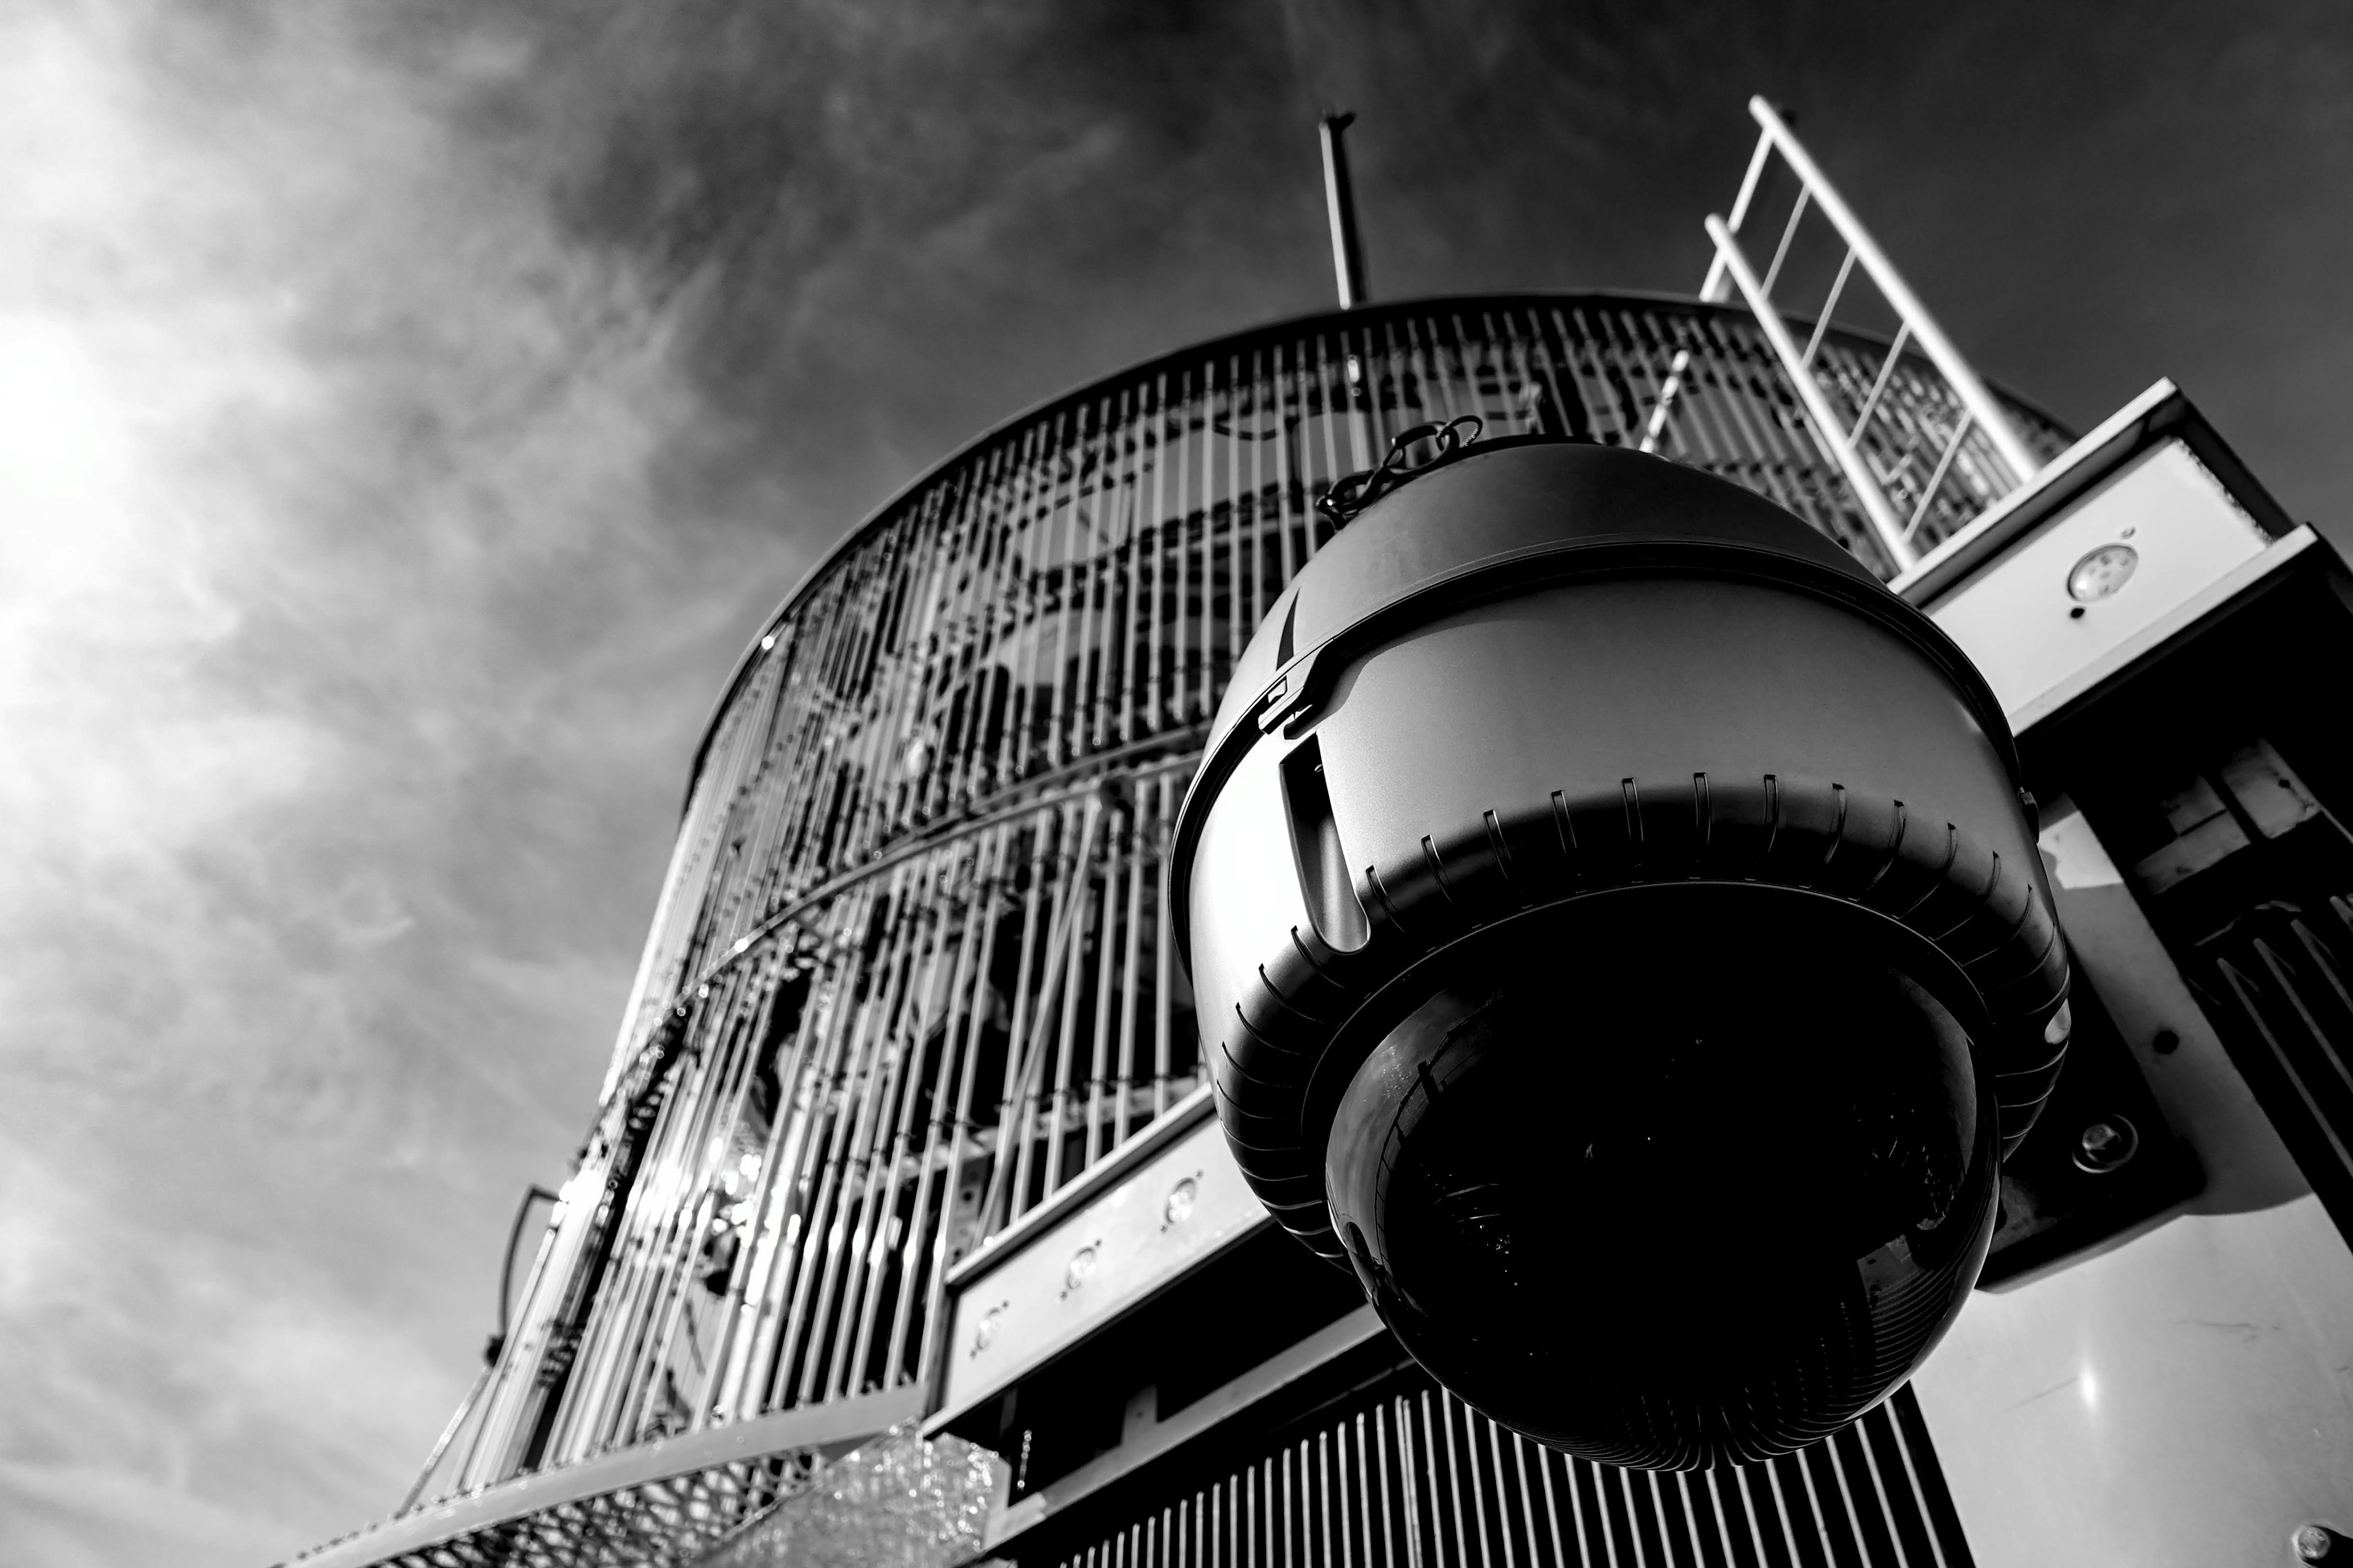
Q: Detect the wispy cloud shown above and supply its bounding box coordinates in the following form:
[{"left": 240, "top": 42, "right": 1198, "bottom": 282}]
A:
[
  {"left": 0, "top": 1, "right": 1230, "bottom": 1551},
  {"left": 0, "top": 4, "right": 730, "bottom": 1558}
]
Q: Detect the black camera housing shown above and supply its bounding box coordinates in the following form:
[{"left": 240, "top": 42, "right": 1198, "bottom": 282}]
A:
[{"left": 1169, "top": 440, "right": 2069, "bottom": 1469}]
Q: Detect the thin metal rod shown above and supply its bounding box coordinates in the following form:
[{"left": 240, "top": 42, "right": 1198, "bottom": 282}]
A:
[
  {"left": 1113, "top": 803, "right": 1145, "bottom": 1143},
  {"left": 1438, "top": 1394, "right": 1469, "bottom": 1568},
  {"left": 1743, "top": 95, "right": 2040, "bottom": 483},
  {"left": 838, "top": 875, "right": 944, "bottom": 1395},
  {"left": 396, "top": 1361, "right": 495, "bottom": 1517},
  {"left": 1698, "top": 122, "right": 1776, "bottom": 303},
  {"left": 1144, "top": 371, "right": 1171, "bottom": 733},
  {"left": 661, "top": 980, "right": 773, "bottom": 1426},
  {"left": 911, "top": 830, "right": 1007, "bottom": 1395},
  {"left": 1220, "top": 350, "right": 1245, "bottom": 698},
  {"left": 1151, "top": 775, "right": 1176, "bottom": 1113},
  {"left": 995, "top": 811, "right": 1059, "bottom": 1212},
  {"left": 1528, "top": 1434, "right": 1567, "bottom": 1568},
  {"left": 876, "top": 855, "right": 971, "bottom": 1388},
  {"left": 1111, "top": 379, "right": 1145, "bottom": 749},
  {"left": 548, "top": 983, "right": 713, "bottom": 1460},
  {"left": 1040, "top": 846, "right": 1093, "bottom": 1198},
  {"left": 1635, "top": 348, "right": 1692, "bottom": 455},
  {"left": 1706, "top": 214, "right": 1915, "bottom": 569},
  {"left": 721, "top": 957, "right": 826, "bottom": 1418},
  {"left": 1757, "top": 185, "right": 1812, "bottom": 301},
  {"left": 1847, "top": 320, "right": 1915, "bottom": 444},
  {"left": 802, "top": 893, "right": 917, "bottom": 1403},
  {"left": 1085, "top": 820, "right": 1123, "bottom": 1166},
  {"left": 1397, "top": 1399, "right": 1425, "bottom": 1568},
  {"left": 457, "top": 1178, "right": 568, "bottom": 1490},
  {"left": 1800, "top": 246, "right": 1858, "bottom": 366},
  {"left": 1846, "top": 1422, "right": 1920, "bottom": 1568},
  {"left": 706, "top": 959, "right": 814, "bottom": 1422},
  {"left": 982, "top": 795, "right": 1106, "bottom": 1232},
  {"left": 762, "top": 904, "right": 878, "bottom": 1409},
  {"left": 1477, "top": 1420, "right": 1512, "bottom": 1568},
  {"left": 1887, "top": 1395, "right": 1961, "bottom": 1568},
  {"left": 1320, "top": 113, "right": 1369, "bottom": 309},
  {"left": 1903, "top": 409, "right": 1976, "bottom": 540}
]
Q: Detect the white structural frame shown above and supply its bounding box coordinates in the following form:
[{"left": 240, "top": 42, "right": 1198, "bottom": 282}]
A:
[{"left": 1670, "top": 95, "right": 2045, "bottom": 570}]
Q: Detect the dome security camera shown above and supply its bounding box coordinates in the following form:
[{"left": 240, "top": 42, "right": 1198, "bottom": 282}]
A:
[{"left": 1169, "top": 437, "right": 2069, "bottom": 1471}]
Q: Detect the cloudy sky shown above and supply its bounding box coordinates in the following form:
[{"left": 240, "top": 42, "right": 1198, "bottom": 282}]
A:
[{"left": 2, "top": 2, "right": 2347, "bottom": 1564}]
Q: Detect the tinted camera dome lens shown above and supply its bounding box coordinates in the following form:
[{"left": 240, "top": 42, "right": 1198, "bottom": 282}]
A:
[{"left": 1325, "top": 895, "right": 1998, "bottom": 1470}]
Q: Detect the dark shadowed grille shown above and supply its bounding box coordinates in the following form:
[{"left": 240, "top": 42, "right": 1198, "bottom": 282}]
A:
[{"left": 1050, "top": 1379, "right": 1974, "bottom": 1568}]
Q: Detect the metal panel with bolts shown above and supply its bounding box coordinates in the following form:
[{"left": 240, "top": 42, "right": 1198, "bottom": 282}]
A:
[
  {"left": 932, "top": 1097, "right": 1271, "bottom": 1431},
  {"left": 1927, "top": 435, "right": 2283, "bottom": 723},
  {"left": 1912, "top": 801, "right": 2353, "bottom": 1566}
]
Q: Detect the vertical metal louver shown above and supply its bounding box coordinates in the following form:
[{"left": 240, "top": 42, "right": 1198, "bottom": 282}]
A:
[
  {"left": 1051, "top": 1382, "right": 1973, "bottom": 1568},
  {"left": 2198, "top": 897, "right": 2353, "bottom": 1237},
  {"left": 2086, "top": 735, "right": 2353, "bottom": 1248}
]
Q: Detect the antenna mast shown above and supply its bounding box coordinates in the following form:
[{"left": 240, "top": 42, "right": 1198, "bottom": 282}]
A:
[{"left": 1320, "top": 112, "right": 1369, "bottom": 308}]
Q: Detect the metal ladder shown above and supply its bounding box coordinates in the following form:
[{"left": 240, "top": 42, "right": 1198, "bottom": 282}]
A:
[{"left": 1646, "top": 96, "right": 2043, "bottom": 571}]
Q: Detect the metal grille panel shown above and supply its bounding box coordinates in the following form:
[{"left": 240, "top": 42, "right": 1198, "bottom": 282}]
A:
[
  {"left": 461, "top": 779, "right": 1201, "bottom": 1487},
  {"left": 1053, "top": 1384, "right": 1973, "bottom": 1568}
]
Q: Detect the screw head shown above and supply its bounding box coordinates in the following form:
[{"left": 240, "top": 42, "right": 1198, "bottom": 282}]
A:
[
  {"left": 1164, "top": 1176, "right": 1199, "bottom": 1226},
  {"left": 2074, "top": 1116, "right": 2140, "bottom": 1175},
  {"left": 2295, "top": 1524, "right": 2338, "bottom": 1561}
]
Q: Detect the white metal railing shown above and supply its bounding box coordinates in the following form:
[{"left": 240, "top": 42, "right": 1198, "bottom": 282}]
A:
[{"left": 1653, "top": 96, "right": 2044, "bottom": 570}]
